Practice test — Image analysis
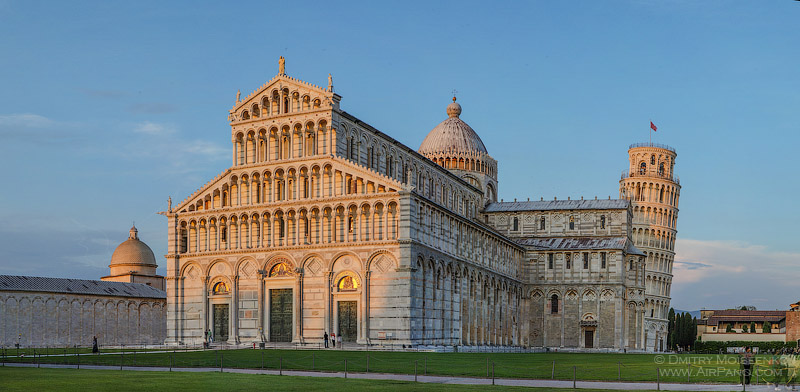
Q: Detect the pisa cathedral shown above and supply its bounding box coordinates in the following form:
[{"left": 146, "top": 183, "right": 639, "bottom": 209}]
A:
[{"left": 164, "top": 59, "right": 680, "bottom": 351}]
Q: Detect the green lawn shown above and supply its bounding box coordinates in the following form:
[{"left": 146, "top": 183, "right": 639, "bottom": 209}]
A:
[
  {"left": 0, "top": 367, "right": 661, "bottom": 392},
  {"left": 1, "top": 349, "right": 769, "bottom": 384}
]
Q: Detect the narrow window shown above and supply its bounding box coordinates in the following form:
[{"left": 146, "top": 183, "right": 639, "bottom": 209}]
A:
[
  {"left": 279, "top": 219, "right": 285, "bottom": 238},
  {"left": 629, "top": 260, "right": 634, "bottom": 270},
  {"left": 540, "top": 216, "right": 546, "bottom": 230},
  {"left": 583, "top": 253, "right": 589, "bottom": 269},
  {"left": 658, "top": 162, "right": 665, "bottom": 176},
  {"left": 569, "top": 216, "right": 575, "bottom": 230},
  {"left": 512, "top": 217, "right": 519, "bottom": 231},
  {"left": 348, "top": 216, "right": 354, "bottom": 233},
  {"left": 180, "top": 230, "right": 188, "bottom": 253},
  {"left": 548, "top": 254, "right": 554, "bottom": 269},
  {"left": 651, "top": 155, "right": 656, "bottom": 165},
  {"left": 565, "top": 254, "right": 571, "bottom": 269},
  {"left": 601, "top": 253, "right": 606, "bottom": 269},
  {"left": 551, "top": 294, "right": 559, "bottom": 314},
  {"left": 639, "top": 162, "right": 646, "bottom": 175},
  {"left": 221, "top": 227, "right": 227, "bottom": 242},
  {"left": 600, "top": 215, "right": 606, "bottom": 229}
]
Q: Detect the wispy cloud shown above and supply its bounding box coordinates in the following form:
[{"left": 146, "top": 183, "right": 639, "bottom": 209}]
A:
[
  {"left": 673, "top": 238, "right": 800, "bottom": 310},
  {"left": 182, "top": 140, "right": 227, "bottom": 156},
  {"left": 133, "top": 121, "right": 177, "bottom": 135},
  {"left": 0, "top": 113, "right": 84, "bottom": 143},
  {"left": 0, "top": 113, "right": 55, "bottom": 128}
]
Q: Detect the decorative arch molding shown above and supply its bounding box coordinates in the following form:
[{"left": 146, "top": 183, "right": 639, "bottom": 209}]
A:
[
  {"left": 235, "top": 256, "right": 259, "bottom": 278},
  {"left": 263, "top": 253, "right": 298, "bottom": 272},
  {"left": 206, "top": 259, "right": 233, "bottom": 278},
  {"left": 329, "top": 251, "right": 363, "bottom": 271},
  {"left": 179, "top": 260, "right": 203, "bottom": 278},
  {"left": 332, "top": 270, "right": 363, "bottom": 293},
  {"left": 366, "top": 250, "right": 397, "bottom": 272},
  {"left": 208, "top": 275, "right": 232, "bottom": 294}
]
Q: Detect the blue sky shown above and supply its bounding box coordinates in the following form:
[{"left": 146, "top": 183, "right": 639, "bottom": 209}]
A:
[{"left": 0, "top": 1, "right": 797, "bottom": 311}]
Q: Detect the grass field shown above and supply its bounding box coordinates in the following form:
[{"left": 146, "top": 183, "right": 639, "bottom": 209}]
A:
[
  {"left": 0, "top": 367, "right": 661, "bottom": 392},
  {"left": 1, "top": 348, "right": 773, "bottom": 385}
]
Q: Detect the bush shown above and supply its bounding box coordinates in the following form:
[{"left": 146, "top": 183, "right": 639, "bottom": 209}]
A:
[{"left": 694, "top": 340, "right": 798, "bottom": 353}]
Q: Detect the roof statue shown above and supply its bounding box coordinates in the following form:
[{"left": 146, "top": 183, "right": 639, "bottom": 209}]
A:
[
  {"left": 236, "top": 90, "right": 240, "bottom": 103},
  {"left": 279, "top": 56, "right": 285, "bottom": 75},
  {"left": 328, "top": 73, "right": 333, "bottom": 92},
  {"left": 167, "top": 196, "right": 172, "bottom": 212}
]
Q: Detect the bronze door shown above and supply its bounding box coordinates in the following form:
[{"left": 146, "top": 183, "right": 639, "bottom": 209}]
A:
[
  {"left": 213, "top": 304, "right": 229, "bottom": 342},
  {"left": 584, "top": 330, "right": 594, "bottom": 348},
  {"left": 337, "top": 301, "right": 357, "bottom": 342},
  {"left": 269, "top": 289, "right": 293, "bottom": 342}
]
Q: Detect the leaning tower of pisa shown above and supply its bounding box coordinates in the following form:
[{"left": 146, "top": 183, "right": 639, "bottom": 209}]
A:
[{"left": 619, "top": 143, "right": 681, "bottom": 352}]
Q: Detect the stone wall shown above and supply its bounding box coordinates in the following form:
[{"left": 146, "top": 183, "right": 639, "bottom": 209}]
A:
[
  {"left": 786, "top": 311, "right": 800, "bottom": 343},
  {"left": 0, "top": 291, "right": 165, "bottom": 347}
]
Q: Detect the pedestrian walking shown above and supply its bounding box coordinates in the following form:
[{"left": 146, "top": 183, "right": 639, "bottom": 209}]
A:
[
  {"left": 209, "top": 328, "right": 214, "bottom": 344},
  {"left": 331, "top": 332, "right": 335, "bottom": 348},
  {"left": 741, "top": 346, "right": 753, "bottom": 385},
  {"left": 92, "top": 336, "right": 99, "bottom": 354},
  {"left": 323, "top": 332, "right": 329, "bottom": 348},
  {"left": 337, "top": 334, "right": 342, "bottom": 348}
]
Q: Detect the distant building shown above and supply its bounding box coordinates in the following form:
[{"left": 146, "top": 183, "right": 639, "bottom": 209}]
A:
[
  {"left": 0, "top": 226, "right": 165, "bottom": 347},
  {"left": 786, "top": 301, "right": 800, "bottom": 344},
  {"left": 697, "top": 309, "right": 786, "bottom": 342},
  {"left": 102, "top": 226, "right": 165, "bottom": 290}
]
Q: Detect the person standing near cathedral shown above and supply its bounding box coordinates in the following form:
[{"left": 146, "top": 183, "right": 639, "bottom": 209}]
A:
[
  {"left": 92, "top": 336, "right": 98, "bottom": 354},
  {"left": 331, "top": 332, "right": 335, "bottom": 348},
  {"left": 323, "top": 332, "right": 329, "bottom": 348}
]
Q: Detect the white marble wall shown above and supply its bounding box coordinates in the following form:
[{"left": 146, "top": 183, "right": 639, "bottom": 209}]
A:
[{"left": 0, "top": 291, "right": 165, "bottom": 347}]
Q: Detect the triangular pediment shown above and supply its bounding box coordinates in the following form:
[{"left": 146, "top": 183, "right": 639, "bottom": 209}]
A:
[{"left": 231, "top": 73, "right": 333, "bottom": 114}]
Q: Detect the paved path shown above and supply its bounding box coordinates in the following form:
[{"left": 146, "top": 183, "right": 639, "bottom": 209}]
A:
[{"left": 4, "top": 362, "right": 788, "bottom": 391}]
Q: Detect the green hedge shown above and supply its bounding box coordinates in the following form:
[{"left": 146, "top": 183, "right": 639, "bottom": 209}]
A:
[{"left": 694, "top": 340, "right": 797, "bottom": 353}]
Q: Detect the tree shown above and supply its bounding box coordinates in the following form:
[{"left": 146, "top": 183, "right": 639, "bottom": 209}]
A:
[
  {"left": 742, "top": 323, "right": 749, "bottom": 333},
  {"left": 763, "top": 321, "right": 772, "bottom": 333},
  {"left": 668, "top": 308, "right": 676, "bottom": 349},
  {"left": 726, "top": 323, "right": 733, "bottom": 333},
  {"left": 751, "top": 322, "right": 756, "bottom": 333}
]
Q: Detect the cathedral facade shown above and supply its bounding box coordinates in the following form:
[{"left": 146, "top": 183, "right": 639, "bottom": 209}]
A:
[{"left": 163, "top": 60, "right": 679, "bottom": 351}]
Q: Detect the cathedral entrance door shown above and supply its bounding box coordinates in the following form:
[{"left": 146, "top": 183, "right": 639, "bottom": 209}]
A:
[
  {"left": 337, "top": 301, "right": 357, "bottom": 342},
  {"left": 584, "top": 329, "right": 594, "bottom": 349},
  {"left": 213, "top": 304, "right": 229, "bottom": 342},
  {"left": 269, "top": 289, "right": 293, "bottom": 342}
]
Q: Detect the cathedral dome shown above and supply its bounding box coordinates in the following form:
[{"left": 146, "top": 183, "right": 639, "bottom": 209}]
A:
[
  {"left": 419, "top": 98, "right": 488, "bottom": 155},
  {"left": 109, "top": 226, "right": 157, "bottom": 273}
]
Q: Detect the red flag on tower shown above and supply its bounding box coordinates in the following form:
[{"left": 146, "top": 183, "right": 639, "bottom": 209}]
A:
[{"left": 650, "top": 121, "right": 657, "bottom": 132}]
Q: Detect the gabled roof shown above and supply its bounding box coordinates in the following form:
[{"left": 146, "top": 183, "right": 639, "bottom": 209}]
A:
[
  {"left": 485, "top": 199, "right": 629, "bottom": 212},
  {"left": 515, "top": 236, "right": 644, "bottom": 255},
  {"left": 704, "top": 310, "right": 786, "bottom": 326},
  {"left": 232, "top": 73, "right": 331, "bottom": 112},
  {"left": 0, "top": 275, "right": 166, "bottom": 299}
]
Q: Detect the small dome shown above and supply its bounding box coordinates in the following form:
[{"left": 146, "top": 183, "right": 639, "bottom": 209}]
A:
[
  {"left": 110, "top": 226, "right": 157, "bottom": 269},
  {"left": 419, "top": 98, "right": 488, "bottom": 155}
]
